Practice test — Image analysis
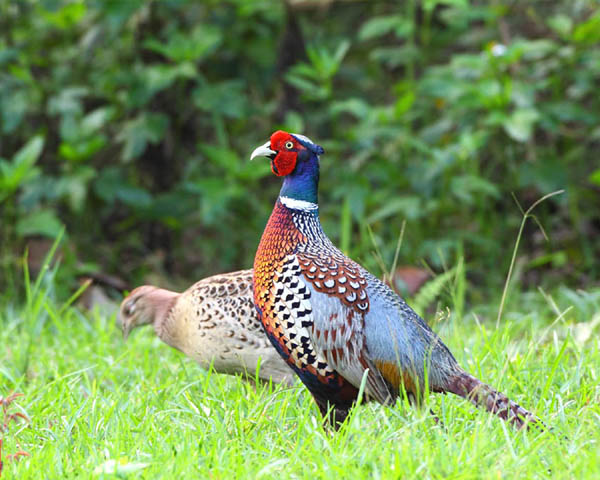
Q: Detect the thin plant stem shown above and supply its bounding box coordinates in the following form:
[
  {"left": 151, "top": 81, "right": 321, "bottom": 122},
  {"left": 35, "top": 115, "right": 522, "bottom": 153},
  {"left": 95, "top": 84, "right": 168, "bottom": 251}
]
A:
[{"left": 496, "top": 190, "right": 564, "bottom": 328}]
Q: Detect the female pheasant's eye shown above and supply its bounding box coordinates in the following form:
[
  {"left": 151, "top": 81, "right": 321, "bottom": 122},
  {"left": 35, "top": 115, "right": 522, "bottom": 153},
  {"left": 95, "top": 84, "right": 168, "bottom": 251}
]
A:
[{"left": 285, "top": 141, "right": 294, "bottom": 150}]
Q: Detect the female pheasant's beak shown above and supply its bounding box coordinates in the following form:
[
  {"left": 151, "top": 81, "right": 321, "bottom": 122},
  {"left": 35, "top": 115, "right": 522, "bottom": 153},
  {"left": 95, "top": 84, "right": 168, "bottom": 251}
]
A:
[
  {"left": 250, "top": 141, "right": 276, "bottom": 160},
  {"left": 121, "top": 319, "right": 132, "bottom": 341},
  {"left": 120, "top": 302, "right": 136, "bottom": 341},
  {"left": 119, "top": 315, "right": 133, "bottom": 341}
]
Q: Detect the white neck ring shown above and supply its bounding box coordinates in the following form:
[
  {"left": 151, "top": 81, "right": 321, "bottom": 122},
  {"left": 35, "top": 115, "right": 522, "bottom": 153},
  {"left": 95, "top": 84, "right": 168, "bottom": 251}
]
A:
[{"left": 280, "top": 196, "right": 318, "bottom": 212}]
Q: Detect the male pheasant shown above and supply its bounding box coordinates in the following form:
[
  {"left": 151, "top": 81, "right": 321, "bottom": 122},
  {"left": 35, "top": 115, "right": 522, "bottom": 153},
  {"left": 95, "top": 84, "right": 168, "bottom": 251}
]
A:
[
  {"left": 119, "top": 270, "right": 293, "bottom": 385},
  {"left": 251, "top": 130, "right": 544, "bottom": 429}
]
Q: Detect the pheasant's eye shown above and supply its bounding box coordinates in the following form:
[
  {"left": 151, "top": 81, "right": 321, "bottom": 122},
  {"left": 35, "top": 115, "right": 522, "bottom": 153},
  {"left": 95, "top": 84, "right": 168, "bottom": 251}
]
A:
[
  {"left": 124, "top": 302, "right": 136, "bottom": 316},
  {"left": 285, "top": 141, "right": 294, "bottom": 150}
]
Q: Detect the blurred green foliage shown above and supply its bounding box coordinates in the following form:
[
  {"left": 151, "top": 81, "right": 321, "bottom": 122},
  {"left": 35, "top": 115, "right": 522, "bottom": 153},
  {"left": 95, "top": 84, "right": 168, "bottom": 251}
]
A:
[{"left": 1, "top": 0, "right": 599, "bottom": 298}]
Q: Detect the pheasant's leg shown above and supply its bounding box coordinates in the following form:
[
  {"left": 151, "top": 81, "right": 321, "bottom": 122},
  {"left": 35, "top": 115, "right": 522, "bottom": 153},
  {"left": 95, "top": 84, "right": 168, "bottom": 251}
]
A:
[{"left": 312, "top": 395, "right": 350, "bottom": 430}]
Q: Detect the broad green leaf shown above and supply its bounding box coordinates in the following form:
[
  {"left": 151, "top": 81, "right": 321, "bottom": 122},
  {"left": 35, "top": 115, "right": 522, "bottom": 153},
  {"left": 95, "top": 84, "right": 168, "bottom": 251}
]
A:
[
  {"left": 0, "top": 136, "right": 44, "bottom": 196},
  {"left": 142, "top": 63, "right": 197, "bottom": 97},
  {"left": 0, "top": 47, "right": 18, "bottom": 66},
  {"left": 502, "top": 109, "right": 540, "bottom": 142},
  {"left": 59, "top": 136, "right": 106, "bottom": 162},
  {"left": 144, "top": 25, "right": 222, "bottom": 62},
  {"left": 330, "top": 98, "right": 370, "bottom": 118},
  {"left": 200, "top": 145, "right": 240, "bottom": 170},
  {"left": 16, "top": 209, "right": 63, "bottom": 238},
  {"left": 284, "top": 74, "right": 326, "bottom": 100},
  {"left": 117, "top": 113, "right": 169, "bottom": 161},
  {"left": 515, "top": 39, "right": 557, "bottom": 60},
  {"left": 366, "top": 196, "right": 423, "bottom": 223},
  {"left": 358, "top": 16, "right": 412, "bottom": 41},
  {"left": 516, "top": 157, "right": 567, "bottom": 192},
  {"left": 548, "top": 14, "right": 572, "bottom": 37},
  {"left": 450, "top": 175, "right": 500, "bottom": 204},
  {"left": 47, "top": 87, "right": 88, "bottom": 116},
  {"left": 424, "top": 0, "right": 467, "bottom": 11},
  {"left": 81, "top": 107, "right": 116, "bottom": 133},
  {"left": 573, "top": 12, "right": 600, "bottom": 45},
  {"left": 333, "top": 41, "right": 351, "bottom": 67},
  {"left": 279, "top": 111, "right": 305, "bottom": 133},
  {"left": 370, "top": 45, "right": 420, "bottom": 68},
  {"left": 56, "top": 166, "right": 96, "bottom": 212},
  {"left": 40, "top": 1, "right": 86, "bottom": 28},
  {"left": 395, "top": 90, "right": 415, "bottom": 116},
  {"left": 117, "top": 185, "right": 153, "bottom": 208},
  {"left": 288, "top": 40, "right": 350, "bottom": 97},
  {"left": 0, "top": 88, "right": 28, "bottom": 133},
  {"left": 544, "top": 101, "right": 597, "bottom": 125},
  {"left": 13, "top": 135, "right": 44, "bottom": 168},
  {"left": 590, "top": 169, "right": 600, "bottom": 186}
]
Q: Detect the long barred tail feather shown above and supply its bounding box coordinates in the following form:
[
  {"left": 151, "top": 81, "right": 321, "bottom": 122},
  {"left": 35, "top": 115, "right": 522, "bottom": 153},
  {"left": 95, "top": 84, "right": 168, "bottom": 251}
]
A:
[{"left": 447, "top": 371, "right": 546, "bottom": 430}]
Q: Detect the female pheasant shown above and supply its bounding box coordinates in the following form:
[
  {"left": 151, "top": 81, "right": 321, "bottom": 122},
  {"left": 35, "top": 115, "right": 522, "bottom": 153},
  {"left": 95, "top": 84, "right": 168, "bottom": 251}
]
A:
[
  {"left": 251, "top": 130, "right": 544, "bottom": 429},
  {"left": 119, "top": 270, "right": 293, "bottom": 385}
]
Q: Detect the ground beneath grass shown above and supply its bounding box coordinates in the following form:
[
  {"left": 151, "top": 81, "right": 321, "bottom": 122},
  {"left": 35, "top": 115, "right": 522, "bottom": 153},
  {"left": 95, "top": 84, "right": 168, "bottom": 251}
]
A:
[{"left": 1, "top": 280, "right": 599, "bottom": 479}]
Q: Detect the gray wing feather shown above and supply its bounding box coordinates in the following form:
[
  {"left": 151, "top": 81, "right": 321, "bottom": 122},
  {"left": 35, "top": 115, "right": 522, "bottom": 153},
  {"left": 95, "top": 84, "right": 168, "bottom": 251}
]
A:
[
  {"left": 304, "top": 280, "right": 393, "bottom": 404},
  {"left": 362, "top": 272, "right": 459, "bottom": 392}
]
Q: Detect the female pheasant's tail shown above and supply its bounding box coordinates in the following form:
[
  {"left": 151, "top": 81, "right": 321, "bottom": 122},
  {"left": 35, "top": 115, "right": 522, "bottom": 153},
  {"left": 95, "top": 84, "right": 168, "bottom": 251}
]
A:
[{"left": 446, "top": 371, "right": 545, "bottom": 430}]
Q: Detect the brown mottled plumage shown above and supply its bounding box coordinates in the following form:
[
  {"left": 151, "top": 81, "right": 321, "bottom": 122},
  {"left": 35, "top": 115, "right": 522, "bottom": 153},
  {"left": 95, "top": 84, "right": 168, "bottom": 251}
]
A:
[{"left": 119, "top": 270, "right": 293, "bottom": 385}]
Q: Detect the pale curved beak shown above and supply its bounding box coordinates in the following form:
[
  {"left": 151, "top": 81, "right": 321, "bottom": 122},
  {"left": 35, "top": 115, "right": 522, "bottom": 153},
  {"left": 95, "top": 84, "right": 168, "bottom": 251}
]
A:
[
  {"left": 250, "top": 141, "right": 276, "bottom": 160},
  {"left": 118, "top": 310, "right": 133, "bottom": 341},
  {"left": 121, "top": 318, "right": 132, "bottom": 341}
]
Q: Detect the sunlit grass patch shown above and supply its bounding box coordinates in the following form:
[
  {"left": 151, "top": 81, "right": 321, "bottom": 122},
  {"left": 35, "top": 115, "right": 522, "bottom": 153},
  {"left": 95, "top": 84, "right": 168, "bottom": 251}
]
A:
[{"left": 1, "top": 256, "right": 599, "bottom": 478}]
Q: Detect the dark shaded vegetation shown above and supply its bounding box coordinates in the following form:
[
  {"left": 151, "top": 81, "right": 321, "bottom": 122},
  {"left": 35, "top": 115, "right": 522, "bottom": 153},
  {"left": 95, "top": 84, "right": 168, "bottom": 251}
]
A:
[{"left": 1, "top": 0, "right": 599, "bottom": 301}]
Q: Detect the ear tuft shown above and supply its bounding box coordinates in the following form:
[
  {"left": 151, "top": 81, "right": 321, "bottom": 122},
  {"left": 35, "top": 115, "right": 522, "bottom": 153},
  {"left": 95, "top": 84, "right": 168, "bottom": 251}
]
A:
[{"left": 291, "top": 133, "right": 323, "bottom": 156}]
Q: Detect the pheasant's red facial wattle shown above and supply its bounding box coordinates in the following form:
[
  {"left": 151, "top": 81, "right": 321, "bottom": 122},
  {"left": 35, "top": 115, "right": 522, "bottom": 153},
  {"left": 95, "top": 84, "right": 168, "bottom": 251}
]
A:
[
  {"left": 269, "top": 130, "right": 303, "bottom": 177},
  {"left": 271, "top": 150, "right": 296, "bottom": 176}
]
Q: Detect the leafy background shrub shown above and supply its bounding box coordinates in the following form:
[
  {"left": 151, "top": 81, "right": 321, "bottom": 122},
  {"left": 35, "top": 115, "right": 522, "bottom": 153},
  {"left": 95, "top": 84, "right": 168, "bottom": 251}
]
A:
[{"left": 1, "top": 0, "right": 599, "bottom": 301}]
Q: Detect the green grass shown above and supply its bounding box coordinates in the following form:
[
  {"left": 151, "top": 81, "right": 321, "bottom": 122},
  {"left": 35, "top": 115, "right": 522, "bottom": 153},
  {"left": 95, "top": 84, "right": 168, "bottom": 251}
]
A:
[{"left": 1, "top": 261, "right": 599, "bottom": 479}]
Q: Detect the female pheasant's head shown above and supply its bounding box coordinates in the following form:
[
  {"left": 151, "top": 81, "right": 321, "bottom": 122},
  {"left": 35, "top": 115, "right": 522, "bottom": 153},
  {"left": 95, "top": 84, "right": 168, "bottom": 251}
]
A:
[{"left": 250, "top": 130, "right": 324, "bottom": 206}]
